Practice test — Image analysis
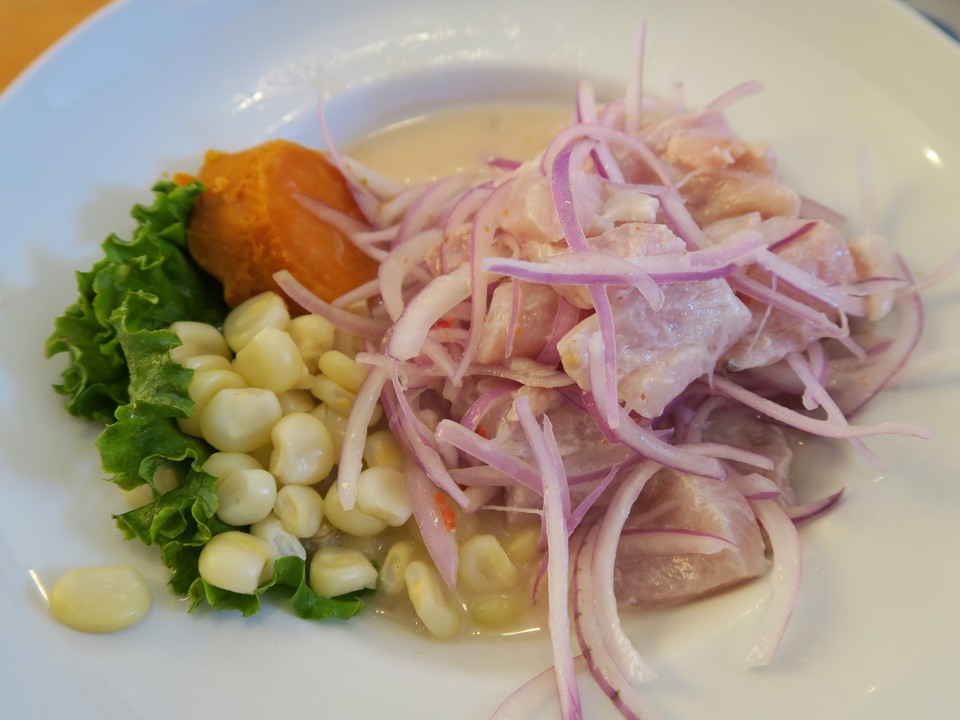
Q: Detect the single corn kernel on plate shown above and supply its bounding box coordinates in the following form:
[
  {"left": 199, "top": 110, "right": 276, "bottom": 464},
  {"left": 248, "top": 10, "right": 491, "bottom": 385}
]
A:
[{"left": 49, "top": 566, "right": 151, "bottom": 634}]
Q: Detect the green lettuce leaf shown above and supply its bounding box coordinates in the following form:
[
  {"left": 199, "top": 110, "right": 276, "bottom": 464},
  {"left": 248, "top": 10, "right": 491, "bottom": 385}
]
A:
[
  {"left": 45, "top": 180, "right": 227, "bottom": 423},
  {"left": 48, "top": 180, "right": 369, "bottom": 621},
  {"left": 187, "top": 555, "right": 369, "bottom": 619}
]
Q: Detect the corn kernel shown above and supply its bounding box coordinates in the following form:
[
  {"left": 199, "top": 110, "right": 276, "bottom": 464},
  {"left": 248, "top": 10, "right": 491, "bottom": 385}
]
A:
[
  {"left": 200, "top": 387, "right": 282, "bottom": 453},
  {"left": 202, "top": 452, "right": 263, "bottom": 478},
  {"left": 269, "top": 412, "right": 336, "bottom": 485},
  {"left": 310, "top": 404, "right": 348, "bottom": 452},
  {"left": 176, "top": 369, "right": 246, "bottom": 438},
  {"left": 362, "top": 430, "right": 406, "bottom": 471},
  {"left": 458, "top": 534, "right": 519, "bottom": 592},
  {"left": 277, "top": 389, "right": 316, "bottom": 415},
  {"left": 179, "top": 353, "right": 233, "bottom": 373},
  {"left": 504, "top": 524, "right": 542, "bottom": 566},
  {"left": 214, "top": 468, "right": 278, "bottom": 526},
  {"left": 307, "top": 375, "right": 357, "bottom": 416},
  {"left": 198, "top": 531, "right": 274, "bottom": 594},
  {"left": 380, "top": 540, "right": 415, "bottom": 595},
  {"left": 169, "top": 321, "right": 230, "bottom": 364},
  {"left": 309, "top": 546, "right": 378, "bottom": 598},
  {"left": 233, "top": 327, "right": 308, "bottom": 394},
  {"left": 250, "top": 513, "right": 306, "bottom": 560},
  {"left": 49, "top": 566, "right": 150, "bottom": 633},
  {"left": 287, "top": 314, "right": 335, "bottom": 370},
  {"left": 404, "top": 560, "right": 462, "bottom": 640},
  {"left": 273, "top": 484, "right": 324, "bottom": 538},
  {"left": 323, "top": 483, "right": 387, "bottom": 537},
  {"left": 466, "top": 593, "right": 524, "bottom": 629},
  {"left": 223, "top": 291, "right": 290, "bottom": 352},
  {"left": 318, "top": 350, "right": 367, "bottom": 393},
  {"left": 355, "top": 467, "right": 412, "bottom": 527}
]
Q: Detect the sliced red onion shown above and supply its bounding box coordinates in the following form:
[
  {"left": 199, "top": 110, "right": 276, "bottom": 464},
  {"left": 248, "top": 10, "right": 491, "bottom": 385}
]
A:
[
  {"left": 294, "top": 191, "right": 371, "bottom": 237},
  {"left": 273, "top": 270, "right": 389, "bottom": 339},
  {"left": 751, "top": 248, "right": 867, "bottom": 317},
  {"left": 766, "top": 220, "right": 817, "bottom": 253},
  {"left": 489, "top": 657, "right": 588, "bottom": 720},
  {"left": 786, "top": 488, "right": 845, "bottom": 523},
  {"left": 706, "top": 375, "right": 932, "bottom": 441},
  {"left": 403, "top": 461, "right": 459, "bottom": 590},
  {"left": 515, "top": 396, "right": 582, "bottom": 720},
  {"left": 552, "top": 145, "right": 620, "bottom": 427},
  {"left": 683, "top": 441, "right": 775, "bottom": 470},
  {"left": 785, "top": 351, "right": 882, "bottom": 469},
  {"left": 336, "top": 363, "right": 389, "bottom": 510},
  {"left": 453, "top": 179, "right": 517, "bottom": 383},
  {"left": 618, "top": 527, "right": 738, "bottom": 555},
  {"left": 743, "top": 498, "right": 802, "bottom": 667},
  {"left": 590, "top": 462, "right": 661, "bottom": 686},
  {"left": 829, "top": 257, "right": 926, "bottom": 416},
  {"left": 535, "top": 296, "right": 580, "bottom": 367},
  {"left": 504, "top": 279, "right": 523, "bottom": 359},
  {"left": 435, "top": 419, "right": 543, "bottom": 493},
  {"left": 386, "top": 263, "right": 471, "bottom": 361},
  {"left": 704, "top": 79, "right": 764, "bottom": 113},
  {"left": 572, "top": 522, "right": 662, "bottom": 720},
  {"left": 379, "top": 227, "right": 444, "bottom": 321}
]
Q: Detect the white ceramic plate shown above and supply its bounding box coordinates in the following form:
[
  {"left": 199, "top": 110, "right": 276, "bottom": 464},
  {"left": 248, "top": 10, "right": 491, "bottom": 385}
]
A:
[{"left": 2, "top": 1, "right": 959, "bottom": 718}]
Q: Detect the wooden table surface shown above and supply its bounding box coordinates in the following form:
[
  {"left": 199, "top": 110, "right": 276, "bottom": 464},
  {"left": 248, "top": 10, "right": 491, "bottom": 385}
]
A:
[{"left": 0, "top": 0, "right": 113, "bottom": 92}]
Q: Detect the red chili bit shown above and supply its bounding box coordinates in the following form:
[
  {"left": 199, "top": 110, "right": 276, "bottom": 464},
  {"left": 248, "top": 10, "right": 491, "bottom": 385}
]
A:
[
  {"left": 475, "top": 424, "right": 488, "bottom": 439},
  {"left": 432, "top": 318, "right": 454, "bottom": 329},
  {"left": 434, "top": 493, "right": 457, "bottom": 532}
]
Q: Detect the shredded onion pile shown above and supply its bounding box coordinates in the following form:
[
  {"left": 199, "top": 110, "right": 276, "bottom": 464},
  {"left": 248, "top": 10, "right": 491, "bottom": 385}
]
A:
[{"left": 273, "top": 23, "right": 951, "bottom": 720}]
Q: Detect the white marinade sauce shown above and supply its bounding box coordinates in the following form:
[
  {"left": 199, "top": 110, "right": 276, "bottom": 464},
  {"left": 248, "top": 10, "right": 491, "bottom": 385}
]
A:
[{"left": 344, "top": 101, "right": 571, "bottom": 184}]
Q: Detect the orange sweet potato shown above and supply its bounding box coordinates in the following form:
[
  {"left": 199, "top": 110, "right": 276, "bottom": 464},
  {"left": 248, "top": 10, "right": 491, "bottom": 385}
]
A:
[{"left": 187, "top": 138, "right": 377, "bottom": 308}]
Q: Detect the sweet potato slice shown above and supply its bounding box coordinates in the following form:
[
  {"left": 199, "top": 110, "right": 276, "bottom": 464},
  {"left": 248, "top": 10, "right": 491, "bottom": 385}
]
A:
[{"left": 187, "top": 138, "right": 377, "bottom": 308}]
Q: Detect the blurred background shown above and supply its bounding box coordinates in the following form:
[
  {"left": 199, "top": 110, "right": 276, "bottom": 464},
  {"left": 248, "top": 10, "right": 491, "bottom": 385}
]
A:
[{"left": 1, "top": 0, "right": 958, "bottom": 92}]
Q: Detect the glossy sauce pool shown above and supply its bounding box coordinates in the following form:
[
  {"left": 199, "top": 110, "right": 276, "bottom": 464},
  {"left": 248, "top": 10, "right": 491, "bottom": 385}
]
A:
[{"left": 344, "top": 101, "right": 571, "bottom": 185}]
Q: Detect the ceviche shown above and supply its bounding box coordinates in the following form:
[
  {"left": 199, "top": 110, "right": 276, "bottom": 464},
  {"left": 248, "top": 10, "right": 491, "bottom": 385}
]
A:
[{"left": 45, "top": 25, "right": 953, "bottom": 720}]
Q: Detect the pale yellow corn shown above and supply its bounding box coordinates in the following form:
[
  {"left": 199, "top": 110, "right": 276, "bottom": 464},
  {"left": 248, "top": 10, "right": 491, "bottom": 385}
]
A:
[
  {"left": 176, "top": 369, "right": 246, "bottom": 438},
  {"left": 200, "top": 387, "right": 282, "bottom": 453},
  {"left": 318, "top": 350, "right": 367, "bottom": 393},
  {"left": 287, "top": 314, "right": 335, "bottom": 370},
  {"left": 202, "top": 452, "right": 263, "bottom": 479},
  {"left": 323, "top": 483, "right": 387, "bottom": 537},
  {"left": 169, "top": 321, "right": 230, "bottom": 364},
  {"left": 233, "top": 327, "right": 308, "bottom": 394},
  {"left": 250, "top": 513, "right": 306, "bottom": 561},
  {"left": 504, "top": 524, "right": 542, "bottom": 566},
  {"left": 179, "top": 353, "right": 233, "bottom": 373},
  {"left": 307, "top": 375, "right": 357, "bottom": 416},
  {"left": 197, "top": 531, "right": 274, "bottom": 594},
  {"left": 379, "top": 540, "right": 415, "bottom": 595},
  {"left": 269, "top": 412, "right": 336, "bottom": 485},
  {"left": 276, "top": 389, "right": 316, "bottom": 415},
  {"left": 153, "top": 463, "right": 182, "bottom": 493},
  {"left": 355, "top": 467, "right": 412, "bottom": 527},
  {"left": 309, "top": 546, "right": 378, "bottom": 598},
  {"left": 404, "top": 560, "right": 462, "bottom": 640},
  {"left": 214, "top": 468, "right": 278, "bottom": 526},
  {"left": 466, "top": 593, "right": 524, "bottom": 629},
  {"left": 49, "top": 566, "right": 150, "bottom": 633},
  {"left": 273, "top": 484, "right": 324, "bottom": 538},
  {"left": 362, "top": 429, "right": 406, "bottom": 471},
  {"left": 309, "top": 404, "right": 348, "bottom": 453},
  {"left": 458, "top": 534, "right": 519, "bottom": 593},
  {"left": 223, "top": 291, "right": 290, "bottom": 352}
]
